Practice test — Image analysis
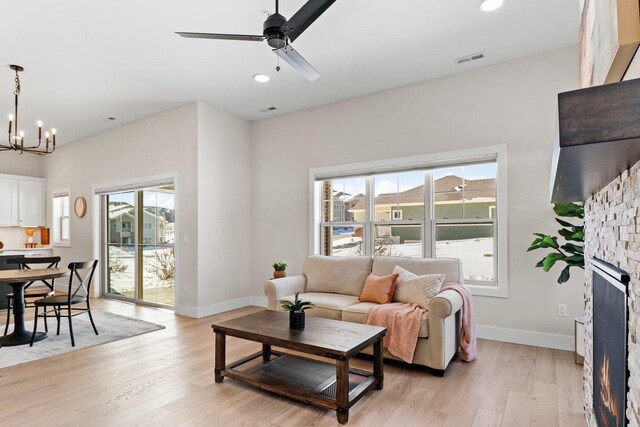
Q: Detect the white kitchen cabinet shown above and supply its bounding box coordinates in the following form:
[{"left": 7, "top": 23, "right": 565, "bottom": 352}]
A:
[
  {"left": 18, "top": 179, "right": 45, "bottom": 227},
  {"left": 0, "top": 174, "right": 45, "bottom": 227},
  {"left": 0, "top": 178, "right": 18, "bottom": 226}
]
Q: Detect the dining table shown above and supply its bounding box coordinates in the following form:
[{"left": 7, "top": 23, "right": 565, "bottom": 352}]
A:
[{"left": 0, "top": 267, "right": 70, "bottom": 347}]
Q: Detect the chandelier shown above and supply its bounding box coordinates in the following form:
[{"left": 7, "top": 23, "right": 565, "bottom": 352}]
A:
[{"left": 0, "top": 65, "right": 56, "bottom": 155}]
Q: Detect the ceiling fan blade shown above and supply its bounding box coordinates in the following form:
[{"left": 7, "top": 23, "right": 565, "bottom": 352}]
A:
[
  {"left": 176, "top": 32, "right": 265, "bottom": 42},
  {"left": 281, "top": 0, "right": 337, "bottom": 43},
  {"left": 273, "top": 45, "right": 320, "bottom": 82}
]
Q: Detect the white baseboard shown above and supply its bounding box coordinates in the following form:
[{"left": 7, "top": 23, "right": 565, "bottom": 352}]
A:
[
  {"left": 175, "top": 296, "right": 268, "bottom": 319},
  {"left": 477, "top": 324, "right": 574, "bottom": 351}
]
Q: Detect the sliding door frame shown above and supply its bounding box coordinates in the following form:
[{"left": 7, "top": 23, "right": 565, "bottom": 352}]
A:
[{"left": 94, "top": 172, "right": 179, "bottom": 310}]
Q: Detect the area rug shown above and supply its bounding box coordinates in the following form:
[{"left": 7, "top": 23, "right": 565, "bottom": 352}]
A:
[{"left": 0, "top": 311, "right": 165, "bottom": 369}]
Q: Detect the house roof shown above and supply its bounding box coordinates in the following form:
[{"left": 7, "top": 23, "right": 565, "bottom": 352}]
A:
[{"left": 349, "top": 175, "right": 495, "bottom": 210}]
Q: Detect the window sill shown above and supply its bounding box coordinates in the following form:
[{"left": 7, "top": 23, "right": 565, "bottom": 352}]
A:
[
  {"left": 466, "top": 282, "right": 508, "bottom": 298},
  {"left": 52, "top": 242, "right": 71, "bottom": 248}
]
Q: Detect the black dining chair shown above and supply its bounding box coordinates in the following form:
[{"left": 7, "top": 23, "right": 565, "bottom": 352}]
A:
[
  {"left": 30, "top": 260, "right": 99, "bottom": 347},
  {"left": 4, "top": 256, "right": 61, "bottom": 336}
]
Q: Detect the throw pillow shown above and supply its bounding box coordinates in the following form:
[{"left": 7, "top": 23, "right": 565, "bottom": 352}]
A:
[
  {"left": 360, "top": 273, "right": 399, "bottom": 304},
  {"left": 392, "top": 265, "right": 445, "bottom": 308}
]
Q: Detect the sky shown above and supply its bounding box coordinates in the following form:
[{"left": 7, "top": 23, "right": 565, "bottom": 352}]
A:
[{"left": 331, "top": 163, "right": 497, "bottom": 198}]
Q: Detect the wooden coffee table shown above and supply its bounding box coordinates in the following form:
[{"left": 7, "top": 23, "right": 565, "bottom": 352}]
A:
[{"left": 212, "top": 310, "right": 386, "bottom": 424}]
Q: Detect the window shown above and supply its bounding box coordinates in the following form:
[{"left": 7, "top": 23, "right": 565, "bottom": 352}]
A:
[
  {"left": 144, "top": 222, "right": 153, "bottom": 230},
  {"left": 310, "top": 146, "right": 508, "bottom": 297},
  {"left": 52, "top": 189, "right": 70, "bottom": 246}
]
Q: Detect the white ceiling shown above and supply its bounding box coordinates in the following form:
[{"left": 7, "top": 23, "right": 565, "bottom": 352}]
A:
[{"left": 0, "top": 0, "right": 578, "bottom": 145}]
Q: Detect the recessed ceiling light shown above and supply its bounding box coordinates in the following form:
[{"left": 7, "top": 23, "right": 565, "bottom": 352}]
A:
[
  {"left": 253, "top": 73, "right": 270, "bottom": 83},
  {"left": 480, "top": 0, "right": 503, "bottom": 12}
]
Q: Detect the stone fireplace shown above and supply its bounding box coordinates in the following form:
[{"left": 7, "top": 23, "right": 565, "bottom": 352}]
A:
[{"left": 584, "top": 161, "right": 640, "bottom": 426}]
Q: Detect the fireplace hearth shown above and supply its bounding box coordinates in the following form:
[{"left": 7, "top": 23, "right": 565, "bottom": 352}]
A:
[{"left": 592, "top": 258, "right": 629, "bottom": 427}]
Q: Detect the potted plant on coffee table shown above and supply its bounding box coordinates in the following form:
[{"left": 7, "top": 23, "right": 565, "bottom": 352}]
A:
[
  {"left": 279, "top": 292, "right": 313, "bottom": 329},
  {"left": 272, "top": 262, "right": 287, "bottom": 279}
]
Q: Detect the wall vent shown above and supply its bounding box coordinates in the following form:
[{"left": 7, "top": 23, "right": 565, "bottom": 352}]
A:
[
  {"left": 260, "top": 106, "right": 277, "bottom": 113},
  {"left": 456, "top": 52, "right": 485, "bottom": 64}
]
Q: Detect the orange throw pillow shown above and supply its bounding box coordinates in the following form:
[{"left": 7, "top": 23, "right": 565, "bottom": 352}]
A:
[{"left": 360, "top": 273, "right": 399, "bottom": 304}]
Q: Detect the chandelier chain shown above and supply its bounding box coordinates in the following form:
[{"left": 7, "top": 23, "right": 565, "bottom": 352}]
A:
[{"left": 14, "top": 72, "right": 20, "bottom": 96}]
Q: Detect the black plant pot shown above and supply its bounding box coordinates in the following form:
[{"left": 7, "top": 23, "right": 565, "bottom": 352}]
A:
[{"left": 289, "top": 311, "right": 305, "bottom": 329}]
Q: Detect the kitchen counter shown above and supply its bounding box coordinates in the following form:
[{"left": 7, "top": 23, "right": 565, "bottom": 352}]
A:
[{"left": 0, "top": 246, "right": 52, "bottom": 252}]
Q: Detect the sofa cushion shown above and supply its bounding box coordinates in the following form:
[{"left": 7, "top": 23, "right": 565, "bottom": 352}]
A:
[
  {"left": 392, "top": 265, "right": 444, "bottom": 309},
  {"left": 277, "top": 293, "right": 360, "bottom": 320},
  {"left": 342, "top": 302, "right": 429, "bottom": 338},
  {"left": 303, "top": 255, "right": 373, "bottom": 296},
  {"left": 360, "top": 273, "right": 399, "bottom": 304},
  {"left": 372, "top": 256, "right": 463, "bottom": 285}
]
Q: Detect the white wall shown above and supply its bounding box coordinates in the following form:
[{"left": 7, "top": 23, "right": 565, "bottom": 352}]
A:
[
  {"left": 0, "top": 151, "right": 46, "bottom": 177},
  {"left": 43, "top": 102, "right": 253, "bottom": 317},
  {"left": 250, "top": 46, "right": 584, "bottom": 348},
  {"left": 44, "top": 104, "right": 200, "bottom": 311},
  {"left": 197, "top": 102, "right": 252, "bottom": 314}
]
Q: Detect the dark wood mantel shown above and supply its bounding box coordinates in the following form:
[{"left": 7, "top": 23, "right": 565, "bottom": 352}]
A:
[{"left": 551, "top": 78, "right": 640, "bottom": 202}]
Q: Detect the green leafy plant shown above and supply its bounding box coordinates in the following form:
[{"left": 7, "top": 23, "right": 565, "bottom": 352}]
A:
[
  {"left": 272, "top": 262, "right": 287, "bottom": 271},
  {"left": 528, "top": 203, "right": 585, "bottom": 284},
  {"left": 279, "top": 292, "right": 313, "bottom": 313}
]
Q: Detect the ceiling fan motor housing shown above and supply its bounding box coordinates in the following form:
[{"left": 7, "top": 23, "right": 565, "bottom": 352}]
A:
[{"left": 264, "top": 13, "right": 287, "bottom": 49}]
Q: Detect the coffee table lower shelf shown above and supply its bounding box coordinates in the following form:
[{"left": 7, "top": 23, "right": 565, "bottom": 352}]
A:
[{"left": 218, "top": 350, "right": 379, "bottom": 423}]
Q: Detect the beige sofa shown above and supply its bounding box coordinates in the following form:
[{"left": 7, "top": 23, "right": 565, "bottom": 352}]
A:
[{"left": 264, "top": 255, "right": 465, "bottom": 375}]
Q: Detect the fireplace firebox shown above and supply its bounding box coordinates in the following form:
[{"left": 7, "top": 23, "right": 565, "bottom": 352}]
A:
[{"left": 592, "top": 258, "right": 629, "bottom": 427}]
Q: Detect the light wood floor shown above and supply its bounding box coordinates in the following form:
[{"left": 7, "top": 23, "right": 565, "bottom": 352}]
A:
[{"left": 0, "top": 299, "right": 586, "bottom": 427}]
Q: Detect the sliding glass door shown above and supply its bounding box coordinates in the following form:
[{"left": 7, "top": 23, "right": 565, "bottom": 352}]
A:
[{"left": 103, "top": 185, "right": 175, "bottom": 308}]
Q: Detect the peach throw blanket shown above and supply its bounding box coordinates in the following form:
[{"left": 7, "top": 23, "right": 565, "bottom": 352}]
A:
[
  {"left": 365, "top": 284, "right": 477, "bottom": 363},
  {"left": 441, "top": 283, "right": 477, "bottom": 362},
  {"left": 365, "top": 302, "right": 425, "bottom": 363}
]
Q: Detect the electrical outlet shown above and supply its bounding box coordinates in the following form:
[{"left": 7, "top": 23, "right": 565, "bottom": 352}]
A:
[{"left": 557, "top": 303, "right": 568, "bottom": 317}]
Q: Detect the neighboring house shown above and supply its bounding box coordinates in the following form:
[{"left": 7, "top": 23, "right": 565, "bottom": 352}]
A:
[
  {"left": 348, "top": 175, "right": 496, "bottom": 242},
  {"left": 331, "top": 191, "right": 361, "bottom": 222},
  {"left": 108, "top": 203, "right": 170, "bottom": 245}
]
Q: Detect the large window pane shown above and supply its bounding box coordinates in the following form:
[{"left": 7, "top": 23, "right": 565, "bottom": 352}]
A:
[
  {"left": 141, "top": 187, "right": 175, "bottom": 306},
  {"left": 322, "top": 225, "right": 364, "bottom": 256},
  {"left": 107, "top": 244, "right": 135, "bottom": 297},
  {"left": 434, "top": 163, "right": 496, "bottom": 219},
  {"left": 374, "top": 225, "right": 422, "bottom": 257},
  {"left": 322, "top": 178, "right": 366, "bottom": 222},
  {"left": 374, "top": 171, "right": 425, "bottom": 221},
  {"left": 435, "top": 223, "right": 495, "bottom": 282}
]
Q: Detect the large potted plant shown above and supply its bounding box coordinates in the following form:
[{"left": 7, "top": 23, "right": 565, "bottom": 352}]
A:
[
  {"left": 279, "top": 292, "right": 313, "bottom": 329},
  {"left": 528, "top": 202, "right": 584, "bottom": 284}
]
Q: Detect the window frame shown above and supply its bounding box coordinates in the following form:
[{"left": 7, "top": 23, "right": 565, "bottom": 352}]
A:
[
  {"left": 309, "top": 145, "right": 508, "bottom": 298},
  {"left": 52, "top": 188, "right": 71, "bottom": 247}
]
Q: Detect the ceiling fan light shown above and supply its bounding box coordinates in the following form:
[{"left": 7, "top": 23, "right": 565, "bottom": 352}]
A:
[
  {"left": 253, "top": 73, "right": 270, "bottom": 83},
  {"left": 480, "top": 0, "right": 503, "bottom": 12}
]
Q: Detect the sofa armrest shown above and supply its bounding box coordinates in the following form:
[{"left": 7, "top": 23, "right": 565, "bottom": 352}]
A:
[
  {"left": 429, "top": 289, "right": 464, "bottom": 319},
  {"left": 425, "top": 288, "right": 465, "bottom": 371},
  {"left": 264, "top": 275, "right": 307, "bottom": 310}
]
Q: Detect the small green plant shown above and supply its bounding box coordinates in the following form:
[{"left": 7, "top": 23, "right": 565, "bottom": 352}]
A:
[
  {"left": 528, "top": 203, "right": 585, "bottom": 284},
  {"left": 272, "top": 262, "right": 287, "bottom": 272},
  {"left": 279, "top": 292, "right": 313, "bottom": 313}
]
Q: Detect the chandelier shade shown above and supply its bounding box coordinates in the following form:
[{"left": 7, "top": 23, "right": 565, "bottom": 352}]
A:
[{"left": 1, "top": 65, "right": 57, "bottom": 155}]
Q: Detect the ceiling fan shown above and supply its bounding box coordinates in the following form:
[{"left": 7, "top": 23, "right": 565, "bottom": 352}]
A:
[{"left": 176, "top": 0, "right": 337, "bottom": 82}]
